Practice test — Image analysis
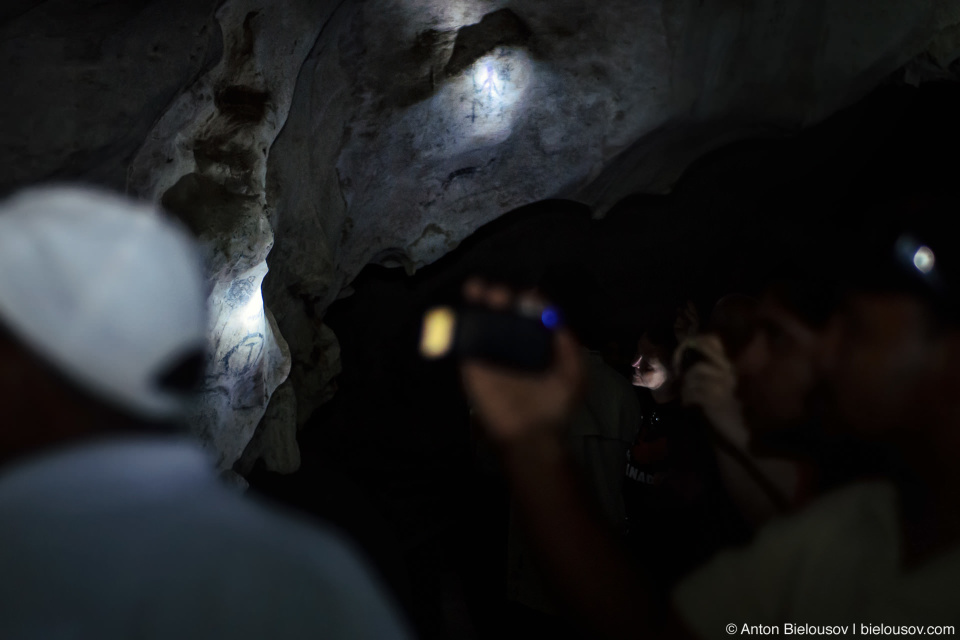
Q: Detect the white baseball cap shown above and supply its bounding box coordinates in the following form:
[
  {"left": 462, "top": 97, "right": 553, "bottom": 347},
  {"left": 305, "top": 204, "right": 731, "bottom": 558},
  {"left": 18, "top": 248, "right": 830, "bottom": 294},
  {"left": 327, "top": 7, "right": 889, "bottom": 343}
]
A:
[{"left": 0, "top": 185, "right": 207, "bottom": 420}]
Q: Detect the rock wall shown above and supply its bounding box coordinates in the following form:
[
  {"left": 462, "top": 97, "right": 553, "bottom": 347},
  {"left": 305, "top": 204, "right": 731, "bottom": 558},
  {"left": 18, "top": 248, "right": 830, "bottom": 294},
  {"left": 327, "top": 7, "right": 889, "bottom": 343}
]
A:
[
  {"left": 265, "top": 0, "right": 960, "bottom": 464},
  {"left": 0, "top": 0, "right": 222, "bottom": 195},
  {"left": 2, "top": 0, "right": 959, "bottom": 472},
  {"left": 127, "top": 0, "right": 343, "bottom": 469}
]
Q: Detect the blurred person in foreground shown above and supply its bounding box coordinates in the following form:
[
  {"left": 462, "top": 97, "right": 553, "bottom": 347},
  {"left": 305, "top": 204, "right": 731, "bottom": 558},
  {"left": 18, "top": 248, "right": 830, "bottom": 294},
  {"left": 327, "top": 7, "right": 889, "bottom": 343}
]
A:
[
  {"left": 680, "top": 269, "right": 903, "bottom": 529},
  {"left": 676, "top": 289, "right": 816, "bottom": 528},
  {"left": 459, "top": 196, "right": 959, "bottom": 639},
  {"left": 503, "top": 264, "right": 640, "bottom": 632},
  {"left": 0, "top": 186, "right": 409, "bottom": 640},
  {"left": 682, "top": 195, "right": 960, "bottom": 630}
]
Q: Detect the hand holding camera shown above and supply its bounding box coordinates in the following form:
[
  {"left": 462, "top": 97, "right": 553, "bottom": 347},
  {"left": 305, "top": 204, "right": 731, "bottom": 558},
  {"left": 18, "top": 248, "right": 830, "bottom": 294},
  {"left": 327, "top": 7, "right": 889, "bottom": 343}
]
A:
[
  {"left": 675, "top": 334, "right": 743, "bottom": 437},
  {"left": 420, "top": 293, "right": 561, "bottom": 371},
  {"left": 426, "top": 279, "right": 584, "bottom": 445}
]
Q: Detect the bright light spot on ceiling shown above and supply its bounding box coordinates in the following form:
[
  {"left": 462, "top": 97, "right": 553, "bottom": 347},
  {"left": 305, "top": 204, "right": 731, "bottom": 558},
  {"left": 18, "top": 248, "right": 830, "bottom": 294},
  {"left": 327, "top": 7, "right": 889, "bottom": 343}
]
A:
[
  {"left": 475, "top": 64, "right": 490, "bottom": 86},
  {"left": 411, "top": 47, "right": 532, "bottom": 160},
  {"left": 473, "top": 63, "right": 505, "bottom": 98},
  {"left": 449, "top": 47, "right": 532, "bottom": 146}
]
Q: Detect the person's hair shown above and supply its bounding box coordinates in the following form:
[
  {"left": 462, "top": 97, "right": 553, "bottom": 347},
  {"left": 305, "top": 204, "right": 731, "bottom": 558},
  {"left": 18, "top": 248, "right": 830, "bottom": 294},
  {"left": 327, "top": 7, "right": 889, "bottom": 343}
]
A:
[
  {"left": 756, "top": 231, "right": 845, "bottom": 330},
  {"left": 708, "top": 293, "right": 758, "bottom": 357},
  {"left": 765, "top": 278, "right": 840, "bottom": 330},
  {"left": 641, "top": 311, "right": 680, "bottom": 360}
]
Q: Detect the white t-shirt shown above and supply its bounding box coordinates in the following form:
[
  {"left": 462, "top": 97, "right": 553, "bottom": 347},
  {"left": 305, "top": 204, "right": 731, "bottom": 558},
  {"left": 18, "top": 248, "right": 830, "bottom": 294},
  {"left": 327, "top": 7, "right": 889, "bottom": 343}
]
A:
[
  {"left": 673, "top": 481, "right": 960, "bottom": 639},
  {"left": 0, "top": 437, "right": 410, "bottom": 640}
]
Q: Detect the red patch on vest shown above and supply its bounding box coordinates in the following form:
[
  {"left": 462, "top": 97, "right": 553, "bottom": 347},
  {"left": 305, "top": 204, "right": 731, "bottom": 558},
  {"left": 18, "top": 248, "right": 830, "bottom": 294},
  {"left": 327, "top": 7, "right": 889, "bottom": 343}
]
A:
[{"left": 630, "top": 437, "right": 669, "bottom": 464}]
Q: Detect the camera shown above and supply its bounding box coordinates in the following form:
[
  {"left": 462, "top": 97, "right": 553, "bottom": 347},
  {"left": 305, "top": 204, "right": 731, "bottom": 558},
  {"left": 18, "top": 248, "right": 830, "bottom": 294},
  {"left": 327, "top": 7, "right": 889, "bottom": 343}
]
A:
[{"left": 419, "top": 301, "right": 562, "bottom": 371}]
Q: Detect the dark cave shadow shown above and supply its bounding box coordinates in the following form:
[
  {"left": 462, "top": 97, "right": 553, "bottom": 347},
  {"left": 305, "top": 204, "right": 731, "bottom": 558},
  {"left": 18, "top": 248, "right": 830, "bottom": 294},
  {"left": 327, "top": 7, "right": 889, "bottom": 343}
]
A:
[{"left": 248, "top": 80, "right": 960, "bottom": 640}]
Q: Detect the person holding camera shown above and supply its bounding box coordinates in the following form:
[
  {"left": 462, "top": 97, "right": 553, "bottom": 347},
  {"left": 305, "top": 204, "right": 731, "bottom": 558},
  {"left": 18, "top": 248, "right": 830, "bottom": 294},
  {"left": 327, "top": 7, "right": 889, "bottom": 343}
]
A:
[
  {"left": 676, "top": 293, "right": 804, "bottom": 528},
  {"left": 497, "top": 264, "right": 642, "bottom": 632},
  {"left": 459, "top": 193, "right": 960, "bottom": 637},
  {"left": 675, "top": 196, "right": 960, "bottom": 637}
]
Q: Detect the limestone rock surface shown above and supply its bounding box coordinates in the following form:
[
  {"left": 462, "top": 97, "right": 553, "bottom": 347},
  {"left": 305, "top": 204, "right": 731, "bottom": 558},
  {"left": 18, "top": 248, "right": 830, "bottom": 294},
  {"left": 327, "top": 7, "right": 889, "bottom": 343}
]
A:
[
  {"left": 0, "top": 0, "right": 222, "bottom": 195},
  {"left": 128, "top": 0, "right": 342, "bottom": 469},
  {"left": 3, "top": 0, "right": 960, "bottom": 474},
  {"left": 266, "top": 0, "right": 960, "bottom": 429}
]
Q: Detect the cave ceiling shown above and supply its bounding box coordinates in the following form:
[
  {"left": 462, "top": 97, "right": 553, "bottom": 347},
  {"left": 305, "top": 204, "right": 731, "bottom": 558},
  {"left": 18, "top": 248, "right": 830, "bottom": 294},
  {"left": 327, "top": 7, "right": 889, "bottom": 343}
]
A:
[{"left": 1, "top": 0, "right": 958, "bottom": 472}]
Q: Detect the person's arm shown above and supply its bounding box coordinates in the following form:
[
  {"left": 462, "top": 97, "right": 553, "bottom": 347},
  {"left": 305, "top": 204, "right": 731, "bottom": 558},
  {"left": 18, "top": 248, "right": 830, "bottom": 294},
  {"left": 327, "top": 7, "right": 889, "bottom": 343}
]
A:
[
  {"left": 460, "top": 280, "right": 689, "bottom": 640},
  {"left": 498, "top": 430, "right": 653, "bottom": 639},
  {"left": 677, "top": 335, "right": 799, "bottom": 526}
]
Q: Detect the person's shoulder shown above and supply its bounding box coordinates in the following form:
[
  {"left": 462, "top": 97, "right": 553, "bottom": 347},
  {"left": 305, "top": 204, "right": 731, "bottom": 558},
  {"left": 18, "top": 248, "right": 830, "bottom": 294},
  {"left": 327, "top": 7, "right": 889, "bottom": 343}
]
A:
[
  {"left": 681, "top": 480, "right": 897, "bottom": 585},
  {"left": 786, "top": 480, "right": 896, "bottom": 530},
  {"left": 582, "top": 350, "right": 630, "bottom": 389},
  {"left": 734, "top": 480, "right": 896, "bottom": 555},
  {"left": 672, "top": 481, "right": 900, "bottom": 637},
  {"left": 198, "top": 486, "right": 362, "bottom": 562},
  {"left": 186, "top": 491, "right": 412, "bottom": 637},
  {"left": 0, "top": 442, "right": 411, "bottom": 639},
  {"left": 573, "top": 349, "right": 640, "bottom": 436}
]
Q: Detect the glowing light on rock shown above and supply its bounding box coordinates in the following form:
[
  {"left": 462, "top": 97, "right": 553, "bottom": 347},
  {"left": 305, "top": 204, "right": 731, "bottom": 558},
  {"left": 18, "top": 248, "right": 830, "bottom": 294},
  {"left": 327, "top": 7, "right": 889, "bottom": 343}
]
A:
[
  {"left": 409, "top": 47, "right": 533, "bottom": 160},
  {"left": 463, "top": 50, "right": 528, "bottom": 133},
  {"left": 238, "top": 287, "right": 265, "bottom": 332},
  {"left": 206, "top": 263, "right": 277, "bottom": 442},
  {"left": 473, "top": 63, "right": 505, "bottom": 98},
  {"left": 475, "top": 64, "right": 490, "bottom": 86},
  {"left": 452, "top": 47, "right": 532, "bottom": 147}
]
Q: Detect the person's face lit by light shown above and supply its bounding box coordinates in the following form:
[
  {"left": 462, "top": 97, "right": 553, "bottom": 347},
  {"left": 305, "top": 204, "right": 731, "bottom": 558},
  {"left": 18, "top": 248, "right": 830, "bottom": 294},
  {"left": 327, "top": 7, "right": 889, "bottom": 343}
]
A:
[{"left": 631, "top": 335, "right": 670, "bottom": 390}]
